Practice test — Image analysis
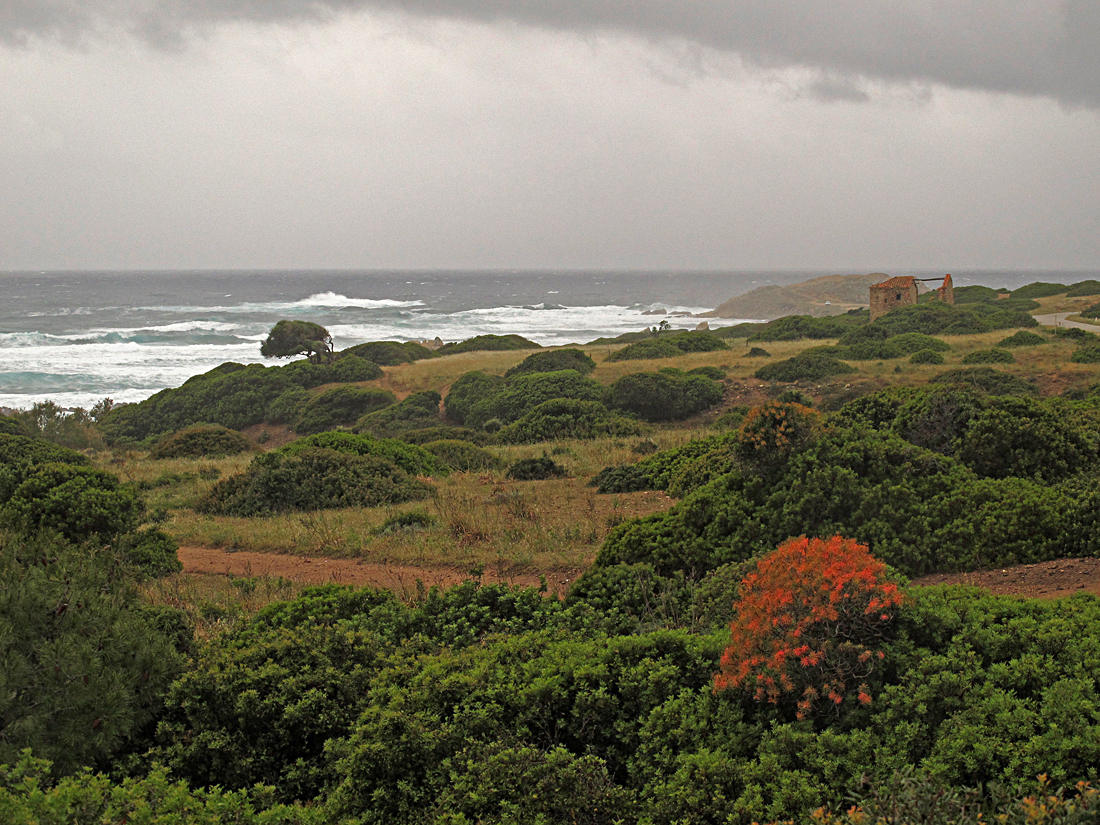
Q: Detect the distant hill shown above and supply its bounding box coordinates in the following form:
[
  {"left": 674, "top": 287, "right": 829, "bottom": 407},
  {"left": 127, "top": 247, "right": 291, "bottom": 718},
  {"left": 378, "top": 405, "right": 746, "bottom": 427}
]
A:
[{"left": 703, "top": 272, "right": 890, "bottom": 320}]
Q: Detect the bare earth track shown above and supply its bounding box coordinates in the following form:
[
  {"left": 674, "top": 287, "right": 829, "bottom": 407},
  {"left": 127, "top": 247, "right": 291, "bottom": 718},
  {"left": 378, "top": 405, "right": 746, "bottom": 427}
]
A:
[{"left": 180, "top": 546, "right": 1100, "bottom": 601}]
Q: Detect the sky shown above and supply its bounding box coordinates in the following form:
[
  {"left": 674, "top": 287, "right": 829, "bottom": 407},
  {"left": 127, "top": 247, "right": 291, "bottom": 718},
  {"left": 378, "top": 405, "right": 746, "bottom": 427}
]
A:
[{"left": 1, "top": 1, "right": 1098, "bottom": 272}]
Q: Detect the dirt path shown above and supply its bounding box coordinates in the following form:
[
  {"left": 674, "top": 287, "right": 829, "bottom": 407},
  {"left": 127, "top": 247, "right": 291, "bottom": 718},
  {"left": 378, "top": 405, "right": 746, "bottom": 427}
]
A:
[
  {"left": 177, "top": 546, "right": 583, "bottom": 597},
  {"left": 181, "top": 546, "right": 1100, "bottom": 602}
]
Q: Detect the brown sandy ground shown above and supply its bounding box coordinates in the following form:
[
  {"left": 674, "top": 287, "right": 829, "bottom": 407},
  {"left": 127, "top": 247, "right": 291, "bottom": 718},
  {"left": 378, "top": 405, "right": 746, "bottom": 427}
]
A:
[{"left": 180, "top": 546, "right": 1100, "bottom": 602}]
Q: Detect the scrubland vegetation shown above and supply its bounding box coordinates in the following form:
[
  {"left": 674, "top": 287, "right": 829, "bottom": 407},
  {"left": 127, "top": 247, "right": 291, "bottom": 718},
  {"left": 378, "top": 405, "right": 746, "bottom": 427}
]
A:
[{"left": 3, "top": 280, "right": 1100, "bottom": 823}]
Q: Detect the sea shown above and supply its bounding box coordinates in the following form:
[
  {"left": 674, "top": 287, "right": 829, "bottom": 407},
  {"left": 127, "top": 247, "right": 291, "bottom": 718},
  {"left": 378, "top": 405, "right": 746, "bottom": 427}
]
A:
[{"left": 0, "top": 269, "right": 1090, "bottom": 411}]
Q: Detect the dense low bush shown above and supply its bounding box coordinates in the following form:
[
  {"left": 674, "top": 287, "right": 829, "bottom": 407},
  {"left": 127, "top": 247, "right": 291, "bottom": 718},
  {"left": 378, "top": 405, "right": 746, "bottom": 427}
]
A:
[
  {"left": 437, "top": 334, "right": 540, "bottom": 355},
  {"left": 931, "top": 367, "right": 1038, "bottom": 395},
  {"left": 442, "top": 371, "right": 505, "bottom": 425},
  {"left": 754, "top": 351, "right": 856, "bottom": 382},
  {"left": 150, "top": 424, "right": 255, "bottom": 459},
  {"left": 1011, "top": 281, "right": 1067, "bottom": 299},
  {"left": 1072, "top": 344, "right": 1100, "bottom": 363},
  {"left": 282, "top": 432, "right": 446, "bottom": 477},
  {"left": 608, "top": 332, "right": 729, "bottom": 361},
  {"left": 606, "top": 372, "right": 724, "bottom": 422},
  {"left": 496, "top": 399, "right": 643, "bottom": 443},
  {"left": 463, "top": 370, "right": 606, "bottom": 429},
  {"left": 961, "top": 348, "right": 1014, "bottom": 364},
  {"left": 506, "top": 457, "right": 565, "bottom": 480},
  {"left": 748, "top": 313, "right": 866, "bottom": 343},
  {"left": 505, "top": 348, "right": 596, "bottom": 376},
  {"left": 354, "top": 391, "right": 442, "bottom": 437},
  {"left": 909, "top": 348, "right": 945, "bottom": 364},
  {"left": 421, "top": 439, "right": 501, "bottom": 471},
  {"left": 295, "top": 386, "right": 397, "bottom": 435},
  {"left": 398, "top": 426, "right": 494, "bottom": 446},
  {"left": 338, "top": 340, "right": 434, "bottom": 365},
  {"left": 1082, "top": 302, "right": 1100, "bottom": 319},
  {"left": 1066, "top": 279, "right": 1100, "bottom": 297},
  {"left": 745, "top": 346, "right": 770, "bottom": 357},
  {"left": 997, "top": 330, "right": 1046, "bottom": 347}
]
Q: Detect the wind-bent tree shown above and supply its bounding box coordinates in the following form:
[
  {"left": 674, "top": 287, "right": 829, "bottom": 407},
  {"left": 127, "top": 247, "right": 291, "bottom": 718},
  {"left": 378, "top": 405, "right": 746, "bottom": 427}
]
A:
[{"left": 261, "top": 320, "right": 334, "bottom": 364}]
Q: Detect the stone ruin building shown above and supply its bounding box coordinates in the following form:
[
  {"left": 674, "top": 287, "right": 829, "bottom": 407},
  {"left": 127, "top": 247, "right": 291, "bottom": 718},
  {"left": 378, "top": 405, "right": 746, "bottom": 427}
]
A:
[{"left": 869, "top": 273, "right": 954, "bottom": 321}]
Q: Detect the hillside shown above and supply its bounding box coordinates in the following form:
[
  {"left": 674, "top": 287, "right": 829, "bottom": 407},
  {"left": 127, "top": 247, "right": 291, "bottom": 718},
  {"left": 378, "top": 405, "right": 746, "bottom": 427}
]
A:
[{"left": 703, "top": 271, "right": 889, "bottom": 319}]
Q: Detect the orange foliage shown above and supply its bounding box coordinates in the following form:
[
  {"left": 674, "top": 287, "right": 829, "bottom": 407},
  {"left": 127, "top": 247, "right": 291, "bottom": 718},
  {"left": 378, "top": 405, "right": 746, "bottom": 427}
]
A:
[
  {"left": 714, "top": 536, "right": 904, "bottom": 719},
  {"left": 737, "top": 402, "right": 820, "bottom": 468}
]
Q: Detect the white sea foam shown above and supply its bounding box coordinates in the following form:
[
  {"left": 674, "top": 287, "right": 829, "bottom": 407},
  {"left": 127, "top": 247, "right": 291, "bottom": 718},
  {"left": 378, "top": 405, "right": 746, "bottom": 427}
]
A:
[{"left": 146, "top": 292, "right": 424, "bottom": 314}]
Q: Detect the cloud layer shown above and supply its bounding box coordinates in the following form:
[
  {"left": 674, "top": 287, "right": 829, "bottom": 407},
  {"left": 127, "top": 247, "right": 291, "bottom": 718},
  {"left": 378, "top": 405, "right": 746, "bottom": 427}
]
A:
[{"left": 4, "top": 1, "right": 1099, "bottom": 108}]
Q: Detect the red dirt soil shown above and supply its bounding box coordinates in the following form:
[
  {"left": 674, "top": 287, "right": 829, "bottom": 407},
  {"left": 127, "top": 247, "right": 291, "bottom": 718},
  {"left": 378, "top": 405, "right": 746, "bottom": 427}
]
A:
[{"left": 180, "top": 546, "right": 1100, "bottom": 601}]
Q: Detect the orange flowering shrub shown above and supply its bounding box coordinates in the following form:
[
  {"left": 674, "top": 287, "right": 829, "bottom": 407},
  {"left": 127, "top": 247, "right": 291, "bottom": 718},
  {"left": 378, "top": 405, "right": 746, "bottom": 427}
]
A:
[{"left": 715, "top": 536, "right": 904, "bottom": 719}]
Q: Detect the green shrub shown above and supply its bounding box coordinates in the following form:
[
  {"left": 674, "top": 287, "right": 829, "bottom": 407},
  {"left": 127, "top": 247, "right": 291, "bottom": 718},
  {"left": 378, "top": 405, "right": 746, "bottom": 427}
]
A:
[
  {"left": 330, "top": 354, "right": 384, "bottom": 382},
  {"left": 589, "top": 463, "right": 655, "bottom": 494},
  {"left": 961, "top": 348, "right": 1014, "bottom": 365},
  {"left": 294, "top": 386, "right": 397, "bottom": 435},
  {"left": 265, "top": 389, "right": 311, "bottom": 425},
  {"left": 198, "top": 448, "right": 433, "bottom": 516},
  {"left": 1066, "top": 279, "right": 1100, "bottom": 297},
  {"left": 496, "top": 399, "right": 642, "bottom": 443},
  {"left": 1054, "top": 327, "right": 1099, "bottom": 341},
  {"left": 953, "top": 284, "right": 1009, "bottom": 303},
  {"left": 607, "top": 338, "right": 683, "bottom": 361},
  {"left": 399, "top": 426, "right": 494, "bottom": 446},
  {"left": 997, "top": 330, "right": 1046, "bottom": 347},
  {"left": 505, "top": 348, "right": 596, "bottom": 376},
  {"left": 745, "top": 346, "right": 771, "bottom": 357},
  {"left": 0, "top": 531, "right": 182, "bottom": 775},
  {"left": 116, "top": 526, "right": 183, "bottom": 578},
  {"left": 150, "top": 424, "right": 255, "bottom": 459},
  {"left": 1080, "top": 302, "right": 1100, "bottom": 319},
  {"left": 606, "top": 372, "right": 724, "bottom": 422},
  {"left": 688, "top": 365, "right": 727, "bottom": 380},
  {"left": 888, "top": 332, "right": 951, "bottom": 353},
  {"left": 754, "top": 352, "right": 856, "bottom": 382},
  {"left": 338, "top": 340, "right": 434, "bottom": 365},
  {"left": 506, "top": 457, "right": 565, "bottom": 480},
  {"left": 443, "top": 371, "right": 506, "bottom": 425},
  {"left": 1071, "top": 344, "right": 1100, "bottom": 364},
  {"left": 0, "top": 416, "right": 31, "bottom": 437},
  {"left": 931, "top": 367, "right": 1038, "bottom": 396},
  {"left": 748, "top": 314, "right": 865, "bottom": 342},
  {"left": 465, "top": 370, "right": 605, "bottom": 429},
  {"left": 283, "top": 432, "right": 446, "bottom": 476},
  {"left": 422, "top": 439, "right": 502, "bottom": 471},
  {"left": 355, "top": 391, "right": 442, "bottom": 437},
  {"left": 910, "top": 349, "right": 945, "bottom": 364},
  {"left": 437, "top": 334, "right": 541, "bottom": 355},
  {"left": 2, "top": 463, "right": 143, "bottom": 542},
  {"left": 665, "top": 331, "right": 731, "bottom": 353},
  {"left": 1011, "top": 281, "right": 1068, "bottom": 299}
]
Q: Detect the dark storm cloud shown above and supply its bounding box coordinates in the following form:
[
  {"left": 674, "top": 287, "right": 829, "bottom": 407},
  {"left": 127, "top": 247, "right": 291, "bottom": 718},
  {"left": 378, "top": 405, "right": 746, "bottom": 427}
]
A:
[{"left": 3, "top": 1, "right": 1098, "bottom": 108}]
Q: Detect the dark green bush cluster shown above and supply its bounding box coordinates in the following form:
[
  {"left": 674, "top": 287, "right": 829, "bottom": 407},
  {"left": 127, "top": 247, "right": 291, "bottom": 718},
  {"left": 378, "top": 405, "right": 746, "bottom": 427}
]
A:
[
  {"left": 399, "top": 425, "right": 493, "bottom": 446},
  {"left": 953, "top": 284, "right": 1009, "bottom": 303},
  {"left": 1081, "top": 302, "right": 1100, "bottom": 319},
  {"left": 608, "top": 331, "right": 729, "bottom": 361},
  {"left": 198, "top": 433, "right": 440, "bottom": 516},
  {"left": 1072, "top": 344, "right": 1100, "bottom": 363},
  {"left": 605, "top": 370, "right": 725, "bottom": 422},
  {"left": 998, "top": 330, "right": 1046, "bottom": 347},
  {"left": 421, "top": 439, "right": 501, "bottom": 471},
  {"left": 745, "top": 346, "right": 770, "bottom": 357},
  {"left": 505, "top": 348, "right": 596, "bottom": 376},
  {"left": 496, "top": 399, "right": 643, "bottom": 443},
  {"left": 961, "top": 348, "right": 1014, "bottom": 364},
  {"left": 338, "top": 340, "right": 435, "bottom": 365},
  {"left": 909, "top": 348, "right": 945, "bottom": 364},
  {"left": 747, "top": 313, "right": 867, "bottom": 343},
  {"left": 150, "top": 424, "right": 256, "bottom": 459},
  {"left": 437, "top": 334, "right": 540, "bottom": 355},
  {"left": 294, "top": 386, "right": 396, "bottom": 435},
  {"left": 1011, "top": 280, "right": 1068, "bottom": 299},
  {"left": 931, "top": 367, "right": 1038, "bottom": 395},
  {"left": 754, "top": 351, "right": 856, "bottom": 382},
  {"left": 355, "top": 391, "right": 442, "bottom": 437},
  {"left": 101, "top": 358, "right": 388, "bottom": 443},
  {"left": 446, "top": 369, "right": 605, "bottom": 429},
  {"left": 1066, "top": 279, "right": 1100, "bottom": 297},
  {"left": 506, "top": 457, "right": 565, "bottom": 480}
]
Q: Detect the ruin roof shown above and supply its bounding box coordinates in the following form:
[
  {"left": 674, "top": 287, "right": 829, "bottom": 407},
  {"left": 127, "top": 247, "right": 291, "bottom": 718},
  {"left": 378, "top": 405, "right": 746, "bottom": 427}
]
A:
[{"left": 871, "top": 276, "right": 917, "bottom": 290}]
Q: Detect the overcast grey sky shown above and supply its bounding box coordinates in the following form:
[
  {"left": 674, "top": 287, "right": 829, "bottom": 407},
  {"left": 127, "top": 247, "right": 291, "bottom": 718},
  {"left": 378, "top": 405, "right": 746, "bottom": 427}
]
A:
[{"left": 2, "top": 1, "right": 1098, "bottom": 271}]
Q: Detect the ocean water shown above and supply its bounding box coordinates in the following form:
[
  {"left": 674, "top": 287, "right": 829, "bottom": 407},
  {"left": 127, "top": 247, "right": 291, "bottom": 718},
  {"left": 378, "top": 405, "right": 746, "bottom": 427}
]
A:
[{"left": 0, "top": 269, "right": 1088, "bottom": 410}]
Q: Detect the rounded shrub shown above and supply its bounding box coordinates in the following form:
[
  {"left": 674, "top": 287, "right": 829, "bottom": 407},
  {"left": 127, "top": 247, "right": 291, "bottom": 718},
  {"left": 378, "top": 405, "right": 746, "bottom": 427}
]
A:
[
  {"left": 1072, "top": 344, "right": 1100, "bottom": 364},
  {"left": 909, "top": 349, "right": 945, "bottom": 365},
  {"left": 150, "top": 425, "right": 255, "bottom": 459},
  {"left": 422, "top": 439, "right": 502, "bottom": 471},
  {"left": 444, "top": 371, "right": 506, "bottom": 425},
  {"left": 997, "top": 330, "right": 1045, "bottom": 347},
  {"left": 606, "top": 372, "right": 724, "bottom": 422},
  {"left": 506, "top": 457, "right": 565, "bottom": 481},
  {"left": 753, "top": 352, "right": 855, "bottom": 382},
  {"left": 505, "top": 348, "right": 596, "bottom": 377},
  {"left": 331, "top": 355, "right": 383, "bottom": 382},
  {"left": 961, "top": 349, "right": 1014, "bottom": 365},
  {"left": 3, "top": 463, "right": 143, "bottom": 542},
  {"left": 888, "top": 333, "right": 951, "bottom": 354},
  {"left": 1081, "top": 302, "right": 1100, "bottom": 319},
  {"left": 496, "top": 399, "right": 643, "bottom": 443},
  {"left": 294, "top": 386, "right": 397, "bottom": 435},
  {"left": 745, "top": 347, "right": 771, "bottom": 358},
  {"left": 606, "top": 338, "right": 682, "bottom": 362}
]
